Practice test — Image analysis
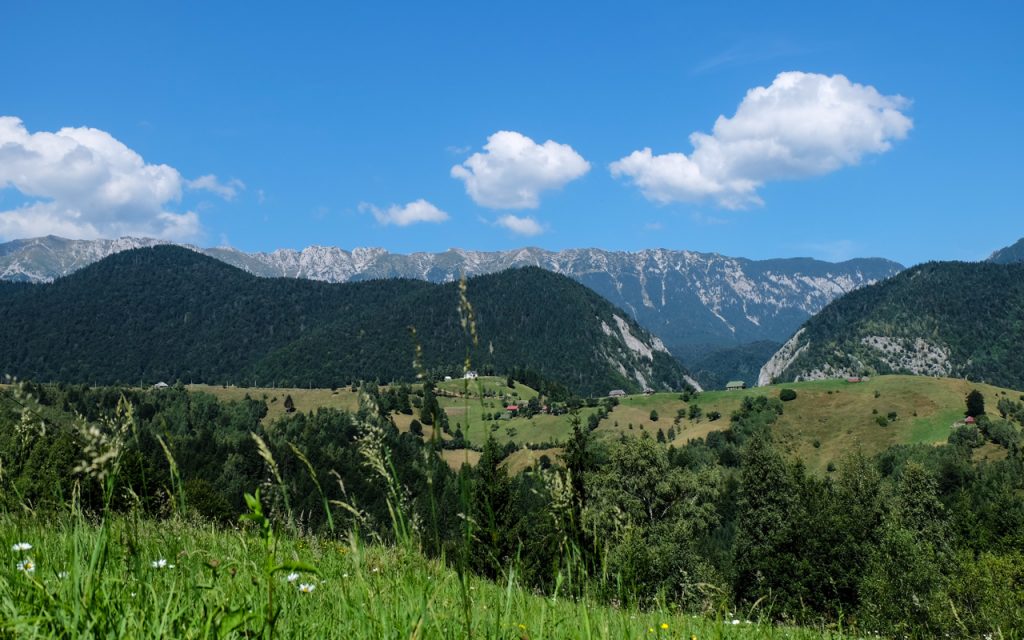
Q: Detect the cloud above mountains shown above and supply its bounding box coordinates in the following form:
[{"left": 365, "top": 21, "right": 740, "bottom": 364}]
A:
[
  {"left": 451, "top": 131, "right": 590, "bottom": 209},
  {"left": 611, "top": 72, "right": 913, "bottom": 208},
  {"left": 495, "top": 214, "right": 543, "bottom": 236},
  {"left": 360, "top": 199, "right": 450, "bottom": 226},
  {"left": 0, "top": 116, "right": 241, "bottom": 242}
]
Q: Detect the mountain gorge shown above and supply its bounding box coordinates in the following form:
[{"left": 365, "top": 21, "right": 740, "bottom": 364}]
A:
[
  {"left": 0, "top": 236, "right": 904, "bottom": 360},
  {"left": 758, "top": 260, "right": 1024, "bottom": 389},
  {"left": 0, "top": 246, "right": 691, "bottom": 395}
]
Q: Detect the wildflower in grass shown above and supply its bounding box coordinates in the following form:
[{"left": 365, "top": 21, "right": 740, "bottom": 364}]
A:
[
  {"left": 731, "top": 619, "right": 740, "bottom": 625},
  {"left": 11, "top": 542, "right": 32, "bottom": 552},
  {"left": 57, "top": 571, "right": 69, "bottom": 579},
  {"left": 298, "top": 582, "right": 316, "bottom": 593},
  {"left": 17, "top": 558, "right": 35, "bottom": 574},
  {"left": 151, "top": 558, "right": 173, "bottom": 569},
  {"left": 661, "top": 623, "right": 669, "bottom": 630},
  {"left": 286, "top": 572, "right": 300, "bottom": 583}
]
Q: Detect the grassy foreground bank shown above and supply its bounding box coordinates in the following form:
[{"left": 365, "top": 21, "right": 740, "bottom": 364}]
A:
[{"left": 1, "top": 514, "right": 846, "bottom": 639}]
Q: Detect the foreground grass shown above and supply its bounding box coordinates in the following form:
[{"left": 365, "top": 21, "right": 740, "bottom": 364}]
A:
[{"left": 1, "top": 515, "right": 849, "bottom": 639}]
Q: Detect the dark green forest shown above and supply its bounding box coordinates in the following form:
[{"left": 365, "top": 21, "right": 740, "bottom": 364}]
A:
[
  {"left": 0, "top": 246, "right": 688, "bottom": 396},
  {"left": 773, "top": 261, "right": 1024, "bottom": 388},
  {"left": 2, "top": 381, "right": 1023, "bottom": 637}
]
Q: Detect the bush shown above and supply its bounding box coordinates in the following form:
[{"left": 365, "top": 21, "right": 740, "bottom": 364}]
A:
[
  {"left": 649, "top": 409, "right": 659, "bottom": 422},
  {"left": 948, "top": 425, "right": 984, "bottom": 448},
  {"left": 876, "top": 415, "right": 889, "bottom": 427},
  {"left": 779, "top": 388, "right": 797, "bottom": 402}
]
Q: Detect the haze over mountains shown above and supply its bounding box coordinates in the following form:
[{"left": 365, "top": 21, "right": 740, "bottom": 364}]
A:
[
  {"left": 0, "top": 236, "right": 904, "bottom": 360},
  {"left": 0, "top": 246, "right": 691, "bottom": 395}
]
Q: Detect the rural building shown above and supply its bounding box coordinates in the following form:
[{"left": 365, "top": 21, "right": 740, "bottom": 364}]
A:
[
  {"left": 643, "top": 387, "right": 655, "bottom": 395},
  {"left": 152, "top": 381, "right": 169, "bottom": 390},
  {"left": 726, "top": 380, "right": 746, "bottom": 390},
  {"left": 464, "top": 371, "right": 478, "bottom": 380},
  {"left": 965, "top": 416, "right": 976, "bottom": 424},
  {"left": 846, "top": 377, "right": 862, "bottom": 383},
  {"left": 608, "top": 389, "right": 626, "bottom": 398}
]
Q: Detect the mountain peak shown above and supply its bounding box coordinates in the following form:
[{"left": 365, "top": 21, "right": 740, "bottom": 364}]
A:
[
  {"left": 0, "top": 235, "right": 903, "bottom": 352},
  {"left": 988, "top": 237, "right": 1024, "bottom": 264}
]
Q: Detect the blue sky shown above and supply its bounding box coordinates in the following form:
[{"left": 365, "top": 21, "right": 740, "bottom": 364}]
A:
[{"left": 1, "top": 0, "right": 1021, "bottom": 265}]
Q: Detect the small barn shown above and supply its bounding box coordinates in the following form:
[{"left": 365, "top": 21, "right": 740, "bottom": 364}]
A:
[
  {"left": 726, "top": 381, "right": 746, "bottom": 391},
  {"left": 608, "top": 389, "right": 627, "bottom": 398},
  {"left": 152, "top": 381, "right": 170, "bottom": 390},
  {"left": 464, "top": 371, "right": 478, "bottom": 380}
]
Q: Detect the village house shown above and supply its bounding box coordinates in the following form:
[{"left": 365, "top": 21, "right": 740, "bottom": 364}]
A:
[
  {"left": 608, "top": 389, "right": 626, "bottom": 398},
  {"left": 726, "top": 380, "right": 746, "bottom": 390}
]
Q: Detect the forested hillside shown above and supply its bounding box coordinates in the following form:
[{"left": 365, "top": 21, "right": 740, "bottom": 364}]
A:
[
  {"left": 0, "top": 246, "right": 690, "bottom": 395},
  {"left": 759, "top": 261, "right": 1024, "bottom": 388}
]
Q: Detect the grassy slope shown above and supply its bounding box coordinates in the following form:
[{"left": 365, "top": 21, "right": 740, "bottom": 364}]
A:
[
  {"left": 187, "top": 376, "right": 1023, "bottom": 473},
  {"left": 0, "top": 515, "right": 837, "bottom": 639},
  {"left": 188, "top": 384, "right": 362, "bottom": 424},
  {"left": 610, "top": 376, "right": 1020, "bottom": 472}
]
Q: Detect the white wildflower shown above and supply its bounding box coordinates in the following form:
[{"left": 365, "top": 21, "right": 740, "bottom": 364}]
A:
[
  {"left": 286, "top": 572, "right": 300, "bottom": 583},
  {"left": 151, "top": 558, "right": 173, "bottom": 569},
  {"left": 17, "top": 558, "right": 35, "bottom": 574},
  {"left": 11, "top": 542, "right": 32, "bottom": 552},
  {"left": 298, "top": 582, "right": 316, "bottom": 593},
  {"left": 57, "top": 571, "right": 69, "bottom": 579}
]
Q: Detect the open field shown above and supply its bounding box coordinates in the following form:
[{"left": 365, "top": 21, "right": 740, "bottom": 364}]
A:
[
  {"left": 185, "top": 375, "right": 1023, "bottom": 473},
  {"left": 603, "top": 376, "right": 1022, "bottom": 472},
  {"left": 188, "top": 383, "right": 362, "bottom": 424},
  {"left": 0, "top": 514, "right": 849, "bottom": 639}
]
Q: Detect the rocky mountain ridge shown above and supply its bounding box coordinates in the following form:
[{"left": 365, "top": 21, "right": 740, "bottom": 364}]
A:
[{"left": 0, "top": 236, "right": 904, "bottom": 353}]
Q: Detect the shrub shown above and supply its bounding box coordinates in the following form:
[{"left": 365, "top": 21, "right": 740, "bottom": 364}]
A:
[
  {"left": 779, "top": 388, "right": 797, "bottom": 402},
  {"left": 876, "top": 415, "right": 889, "bottom": 427}
]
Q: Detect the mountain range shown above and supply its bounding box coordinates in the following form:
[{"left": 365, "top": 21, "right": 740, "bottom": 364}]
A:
[
  {"left": 0, "top": 246, "right": 693, "bottom": 395},
  {"left": 0, "top": 236, "right": 904, "bottom": 361}
]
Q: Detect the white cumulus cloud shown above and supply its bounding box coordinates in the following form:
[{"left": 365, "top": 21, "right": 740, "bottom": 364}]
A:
[
  {"left": 495, "top": 214, "right": 543, "bottom": 236},
  {"left": 360, "top": 199, "right": 450, "bottom": 226},
  {"left": 188, "top": 174, "right": 245, "bottom": 200},
  {"left": 451, "top": 131, "right": 590, "bottom": 209},
  {"left": 610, "top": 72, "right": 913, "bottom": 209},
  {"left": 0, "top": 116, "right": 209, "bottom": 241}
]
